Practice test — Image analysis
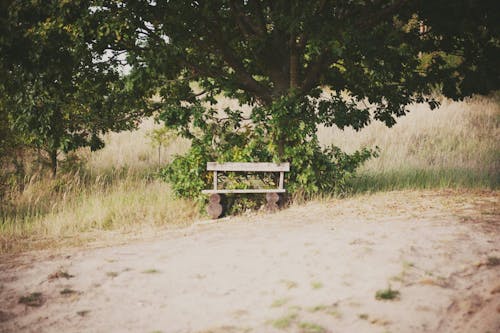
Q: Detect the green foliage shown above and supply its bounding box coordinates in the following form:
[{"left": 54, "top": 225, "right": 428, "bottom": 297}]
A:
[
  {"left": 0, "top": 0, "right": 152, "bottom": 176},
  {"left": 160, "top": 96, "right": 376, "bottom": 212},
  {"left": 102, "top": 0, "right": 496, "bottom": 211}
]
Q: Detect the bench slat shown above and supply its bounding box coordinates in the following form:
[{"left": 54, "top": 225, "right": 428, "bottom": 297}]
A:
[
  {"left": 202, "top": 189, "right": 286, "bottom": 194},
  {"left": 207, "top": 162, "right": 290, "bottom": 172}
]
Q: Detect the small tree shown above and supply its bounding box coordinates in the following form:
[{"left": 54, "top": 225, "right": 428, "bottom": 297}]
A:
[{"left": 0, "top": 0, "right": 152, "bottom": 177}]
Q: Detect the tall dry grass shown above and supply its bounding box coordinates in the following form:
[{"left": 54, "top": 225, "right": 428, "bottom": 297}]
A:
[
  {"left": 1, "top": 95, "right": 498, "bottom": 253},
  {"left": 0, "top": 119, "right": 197, "bottom": 253},
  {"left": 318, "top": 96, "right": 499, "bottom": 191}
]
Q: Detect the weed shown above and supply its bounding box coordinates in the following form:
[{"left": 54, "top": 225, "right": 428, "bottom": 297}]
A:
[
  {"left": 60, "top": 288, "right": 77, "bottom": 295},
  {"left": 280, "top": 279, "right": 298, "bottom": 289},
  {"left": 487, "top": 256, "right": 500, "bottom": 266},
  {"left": 375, "top": 286, "right": 400, "bottom": 301},
  {"left": 271, "top": 298, "right": 289, "bottom": 308},
  {"left": 271, "top": 313, "right": 297, "bottom": 330},
  {"left": 326, "top": 309, "right": 342, "bottom": 318},
  {"left": 402, "top": 261, "right": 415, "bottom": 269},
  {"left": 308, "top": 305, "right": 327, "bottom": 312},
  {"left": 48, "top": 270, "right": 74, "bottom": 280},
  {"left": 106, "top": 271, "right": 119, "bottom": 278},
  {"left": 142, "top": 269, "right": 160, "bottom": 274},
  {"left": 298, "top": 322, "right": 326, "bottom": 333},
  {"left": 19, "top": 292, "right": 44, "bottom": 307},
  {"left": 311, "top": 281, "right": 323, "bottom": 289},
  {"left": 358, "top": 313, "right": 369, "bottom": 320},
  {"left": 77, "top": 310, "right": 90, "bottom": 317}
]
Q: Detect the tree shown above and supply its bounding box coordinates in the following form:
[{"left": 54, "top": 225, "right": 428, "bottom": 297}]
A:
[
  {"left": 75, "top": 1, "right": 500, "bottom": 195},
  {"left": 0, "top": 0, "right": 152, "bottom": 177}
]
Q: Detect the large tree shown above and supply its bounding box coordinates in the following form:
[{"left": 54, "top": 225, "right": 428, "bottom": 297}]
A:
[
  {"left": 5, "top": 1, "right": 497, "bottom": 192},
  {"left": 94, "top": 0, "right": 499, "bottom": 196}
]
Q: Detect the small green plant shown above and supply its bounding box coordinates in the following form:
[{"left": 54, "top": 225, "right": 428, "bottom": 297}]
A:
[
  {"left": 280, "top": 280, "right": 298, "bottom": 289},
  {"left": 487, "top": 256, "right": 500, "bottom": 266},
  {"left": 106, "top": 271, "right": 119, "bottom": 278},
  {"left": 48, "top": 270, "right": 74, "bottom": 280},
  {"left": 77, "top": 310, "right": 90, "bottom": 317},
  {"left": 19, "top": 292, "right": 44, "bottom": 307},
  {"left": 308, "top": 305, "right": 327, "bottom": 312},
  {"left": 375, "top": 286, "right": 400, "bottom": 301},
  {"left": 358, "top": 313, "right": 369, "bottom": 320},
  {"left": 60, "top": 288, "right": 77, "bottom": 295},
  {"left": 298, "top": 322, "right": 326, "bottom": 333},
  {"left": 311, "top": 281, "right": 323, "bottom": 289},
  {"left": 326, "top": 309, "right": 342, "bottom": 318},
  {"left": 142, "top": 269, "right": 161, "bottom": 274},
  {"left": 271, "top": 312, "right": 298, "bottom": 330},
  {"left": 271, "top": 298, "right": 290, "bottom": 308}
]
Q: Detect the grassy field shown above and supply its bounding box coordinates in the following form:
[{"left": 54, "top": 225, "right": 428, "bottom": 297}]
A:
[
  {"left": 1, "top": 96, "right": 498, "bottom": 253},
  {"left": 318, "top": 96, "right": 499, "bottom": 191}
]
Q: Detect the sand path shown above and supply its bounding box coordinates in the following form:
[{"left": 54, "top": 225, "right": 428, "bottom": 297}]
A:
[{"left": 1, "top": 190, "right": 499, "bottom": 333}]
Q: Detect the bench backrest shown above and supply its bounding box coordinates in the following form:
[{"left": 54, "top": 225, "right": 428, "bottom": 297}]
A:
[{"left": 206, "top": 162, "right": 290, "bottom": 172}]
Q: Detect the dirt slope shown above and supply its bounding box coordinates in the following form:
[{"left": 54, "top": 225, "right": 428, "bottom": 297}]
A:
[{"left": 1, "top": 190, "right": 499, "bottom": 333}]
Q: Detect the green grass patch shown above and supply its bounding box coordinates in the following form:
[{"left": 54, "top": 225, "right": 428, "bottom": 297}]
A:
[
  {"left": 375, "top": 286, "right": 400, "bottom": 301},
  {"left": 298, "top": 322, "right": 326, "bottom": 333},
  {"left": 311, "top": 281, "right": 323, "bottom": 289},
  {"left": 19, "top": 292, "right": 44, "bottom": 307},
  {"left": 271, "top": 313, "right": 298, "bottom": 330},
  {"left": 487, "top": 256, "right": 500, "bottom": 266},
  {"left": 142, "top": 268, "right": 161, "bottom": 274},
  {"left": 351, "top": 167, "right": 498, "bottom": 194},
  {"left": 271, "top": 298, "right": 290, "bottom": 308},
  {"left": 106, "top": 271, "right": 119, "bottom": 278},
  {"left": 60, "top": 288, "right": 77, "bottom": 295}
]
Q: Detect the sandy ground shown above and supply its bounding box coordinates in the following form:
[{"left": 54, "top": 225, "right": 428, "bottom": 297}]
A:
[{"left": 0, "top": 190, "right": 499, "bottom": 333}]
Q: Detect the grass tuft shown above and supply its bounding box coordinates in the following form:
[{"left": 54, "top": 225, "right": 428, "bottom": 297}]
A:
[
  {"left": 60, "top": 288, "right": 77, "bottom": 295},
  {"left": 375, "top": 286, "right": 400, "bottom": 301},
  {"left": 19, "top": 292, "right": 44, "bottom": 307},
  {"left": 48, "top": 270, "right": 74, "bottom": 280},
  {"left": 487, "top": 256, "right": 500, "bottom": 267},
  {"left": 298, "top": 322, "right": 326, "bottom": 333},
  {"left": 311, "top": 281, "right": 323, "bottom": 289},
  {"left": 271, "top": 312, "right": 298, "bottom": 330}
]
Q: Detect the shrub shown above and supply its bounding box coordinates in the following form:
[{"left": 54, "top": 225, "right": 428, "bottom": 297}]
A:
[{"left": 160, "top": 96, "right": 377, "bottom": 213}]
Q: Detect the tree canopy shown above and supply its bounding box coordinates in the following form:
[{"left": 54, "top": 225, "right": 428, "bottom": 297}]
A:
[
  {"left": 1, "top": 1, "right": 498, "bottom": 195},
  {"left": 91, "top": 0, "right": 499, "bottom": 197},
  {"left": 99, "top": 0, "right": 499, "bottom": 122}
]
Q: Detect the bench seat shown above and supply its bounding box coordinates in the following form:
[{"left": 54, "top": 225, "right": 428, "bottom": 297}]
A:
[{"left": 202, "top": 188, "right": 287, "bottom": 194}]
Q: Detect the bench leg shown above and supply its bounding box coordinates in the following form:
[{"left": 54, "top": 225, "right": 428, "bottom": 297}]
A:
[
  {"left": 265, "top": 192, "right": 279, "bottom": 213},
  {"left": 207, "top": 193, "right": 223, "bottom": 219}
]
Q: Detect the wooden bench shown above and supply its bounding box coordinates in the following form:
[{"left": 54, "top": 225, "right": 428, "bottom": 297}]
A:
[{"left": 202, "top": 162, "right": 290, "bottom": 219}]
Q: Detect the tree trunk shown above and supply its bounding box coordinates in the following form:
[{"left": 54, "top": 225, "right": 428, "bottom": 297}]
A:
[
  {"left": 49, "top": 149, "right": 58, "bottom": 178},
  {"left": 290, "top": 45, "right": 298, "bottom": 90},
  {"left": 276, "top": 39, "right": 299, "bottom": 160}
]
